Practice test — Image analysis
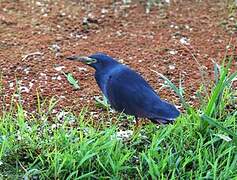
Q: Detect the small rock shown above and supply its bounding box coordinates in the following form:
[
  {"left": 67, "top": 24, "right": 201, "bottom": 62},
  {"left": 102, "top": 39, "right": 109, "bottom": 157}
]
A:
[
  {"left": 113, "top": 130, "right": 133, "bottom": 140},
  {"left": 168, "top": 50, "right": 178, "bottom": 55},
  {"left": 9, "top": 82, "right": 14, "bottom": 88},
  {"left": 23, "top": 67, "right": 31, "bottom": 74},
  {"left": 168, "top": 64, "right": 176, "bottom": 70},
  {"left": 60, "top": 12, "right": 66, "bottom": 16},
  {"left": 50, "top": 44, "right": 60, "bottom": 53},
  {"left": 57, "top": 75, "right": 62, "bottom": 80},
  {"left": 52, "top": 109, "right": 58, "bottom": 114},
  {"left": 51, "top": 124, "right": 57, "bottom": 129},
  {"left": 40, "top": 72, "right": 47, "bottom": 77},
  {"left": 101, "top": 8, "right": 108, "bottom": 14},
  {"left": 180, "top": 37, "right": 190, "bottom": 45},
  {"left": 29, "top": 82, "right": 34, "bottom": 89},
  {"left": 36, "top": 1, "right": 43, "bottom": 6},
  {"left": 60, "top": 96, "right": 65, "bottom": 99},
  {"left": 54, "top": 66, "right": 65, "bottom": 72},
  {"left": 77, "top": 67, "right": 88, "bottom": 72},
  {"left": 20, "top": 86, "right": 30, "bottom": 93},
  {"left": 119, "top": 59, "right": 124, "bottom": 63}
]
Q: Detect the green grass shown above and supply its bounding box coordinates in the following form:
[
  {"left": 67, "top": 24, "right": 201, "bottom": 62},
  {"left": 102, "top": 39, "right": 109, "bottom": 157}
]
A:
[{"left": 0, "top": 58, "right": 236, "bottom": 179}]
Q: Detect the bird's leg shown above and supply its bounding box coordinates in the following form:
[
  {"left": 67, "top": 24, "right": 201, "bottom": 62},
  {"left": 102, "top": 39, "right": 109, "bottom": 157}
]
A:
[
  {"left": 134, "top": 117, "right": 141, "bottom": 133},
  {"left": 135, "top": 117, "right": 139, "bottom": 127},
  {"left": 132, "top": 117, "right": 143, "bottom": 138}
]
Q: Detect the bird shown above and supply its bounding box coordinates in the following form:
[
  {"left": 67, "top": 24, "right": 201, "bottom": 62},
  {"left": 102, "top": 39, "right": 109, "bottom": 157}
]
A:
[{"left": 66, "top": 53, "right": 180, "bottom": 125}]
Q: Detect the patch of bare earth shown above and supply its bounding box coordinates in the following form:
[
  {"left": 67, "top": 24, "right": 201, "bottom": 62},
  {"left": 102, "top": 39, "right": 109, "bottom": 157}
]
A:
[{"left": 0, "top": 0, "right": 236, "bottom": 120}]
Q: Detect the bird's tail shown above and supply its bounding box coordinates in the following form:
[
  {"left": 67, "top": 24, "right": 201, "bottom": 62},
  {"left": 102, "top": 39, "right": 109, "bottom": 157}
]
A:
[{"left": 150, "top": 100, "right": 180, "bottom": 124}]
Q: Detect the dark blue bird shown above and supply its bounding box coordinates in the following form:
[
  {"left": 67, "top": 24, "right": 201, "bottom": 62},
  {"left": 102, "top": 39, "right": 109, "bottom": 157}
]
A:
[{"left": 67, "top": 53, "right": 180, "bottom": 124}]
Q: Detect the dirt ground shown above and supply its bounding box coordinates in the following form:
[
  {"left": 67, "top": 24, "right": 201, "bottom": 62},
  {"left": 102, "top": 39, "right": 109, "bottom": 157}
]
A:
[{"left": 0, "top": 0, "right": 236, "bottom": 118}]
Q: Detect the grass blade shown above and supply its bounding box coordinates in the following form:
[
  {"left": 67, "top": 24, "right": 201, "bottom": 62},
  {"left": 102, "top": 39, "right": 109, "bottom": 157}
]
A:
[{"left": 201, "top": 114, "right": 237, "bottom": 144}]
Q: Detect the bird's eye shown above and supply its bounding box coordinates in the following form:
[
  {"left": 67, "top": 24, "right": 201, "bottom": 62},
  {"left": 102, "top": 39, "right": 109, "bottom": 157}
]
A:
[{"left": 87, "top": 58, "right": 97, "bottom": 64}]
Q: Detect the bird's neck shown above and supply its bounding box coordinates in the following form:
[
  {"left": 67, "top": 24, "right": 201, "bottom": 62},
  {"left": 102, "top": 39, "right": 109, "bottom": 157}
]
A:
[{"left": 94, "top": 64, "right": 123, "bottom": 97}]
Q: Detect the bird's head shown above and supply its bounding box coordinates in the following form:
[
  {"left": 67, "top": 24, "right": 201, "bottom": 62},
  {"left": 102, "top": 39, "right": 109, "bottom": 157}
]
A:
[{"left": 66, "top": 53, "right": 119, "bottom": 70}]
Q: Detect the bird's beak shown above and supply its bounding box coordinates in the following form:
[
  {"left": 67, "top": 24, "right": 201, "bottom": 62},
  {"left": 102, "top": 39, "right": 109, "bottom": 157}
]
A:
[{"left": 66, "top": 55, "right": 97, "bottom": 64}]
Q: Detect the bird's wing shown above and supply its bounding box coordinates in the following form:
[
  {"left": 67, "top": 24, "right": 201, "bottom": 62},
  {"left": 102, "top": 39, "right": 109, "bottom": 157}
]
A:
[
  {"left": 106, "top": 67, "right": 161, "bottom": 117},
  {"left": 106, "top": 67, "right": 180, "bottom": 122}
]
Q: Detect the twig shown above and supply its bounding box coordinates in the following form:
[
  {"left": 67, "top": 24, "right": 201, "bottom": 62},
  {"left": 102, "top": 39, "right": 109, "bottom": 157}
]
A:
[
  {"left": 21, "top": 52, "right": 43, "bottom": 61},
  {"left": 180, "top": 43, "right": 209, "bottom": 95},
  {"left": 18, "top": 160, "right": 27, "bottom": 173},
  {"left": 180, "top": 43, "right": 202, "bottom": 67}
]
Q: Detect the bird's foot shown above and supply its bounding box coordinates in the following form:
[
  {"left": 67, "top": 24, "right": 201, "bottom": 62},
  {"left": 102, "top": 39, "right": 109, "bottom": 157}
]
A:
[{"left": 133, "top": 118, "right": 142, "bottom": 135}]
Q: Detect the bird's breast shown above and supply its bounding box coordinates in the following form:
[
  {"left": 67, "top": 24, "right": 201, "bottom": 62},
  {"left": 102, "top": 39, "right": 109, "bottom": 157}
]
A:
[
  {"left": 94, "top": 65, "right": 125, "bottom": 99},
  {"left": 94, "top": 71, "right": 112, "bottom": 98}
]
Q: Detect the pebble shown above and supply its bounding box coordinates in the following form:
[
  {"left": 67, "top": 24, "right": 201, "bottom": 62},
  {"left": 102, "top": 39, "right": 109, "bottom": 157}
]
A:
[
  {"left": 180, "top": 37, "right": 190, "bottom": 45},
  {"left": 54, "top": 66, "right": 65, "bottom": 72},
  {"left": 77, "top": 67, "right": 88, "bottom": 72},
  {"left": 114, "top": 130, "right": 133, "bottom": 140},
  {"left": 20, "top": 86, "right": 30, "bottom": 93},
  {"left": 9, "top": 82, "right": 14, "bottom": 88},
  {"left": 168, "top": 64, "right": 176, "bottom": 70},
  {"left": 29, "top": 82, "right": 34, "bottom": 89},
  {"left": 23, "top": 67, "right": 31, "bottom": 74},
  {"left": 168, "top": 50, "right": 178, "bottom": 55},
  {"left": 57, "top": 75, "right": 62, "bottom": 80},
  {"left": 51, "top": 44, "right": 61, "bottom": 53},
  {"left": 101, "top": 8, "right": 108, "bottom": 14}
]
